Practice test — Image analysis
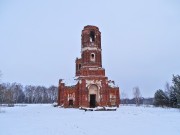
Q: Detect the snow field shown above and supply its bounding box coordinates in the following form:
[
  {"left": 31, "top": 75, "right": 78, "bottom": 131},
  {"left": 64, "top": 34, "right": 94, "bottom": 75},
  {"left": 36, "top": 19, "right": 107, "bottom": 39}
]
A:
[{"left": 0, "top": 104, "right": 179, "bottom": 135}]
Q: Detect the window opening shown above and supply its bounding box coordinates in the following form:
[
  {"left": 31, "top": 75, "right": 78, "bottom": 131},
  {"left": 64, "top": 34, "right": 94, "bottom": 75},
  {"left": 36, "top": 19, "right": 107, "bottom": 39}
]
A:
[
  {"left": 79, "top": 64, "right": 81, "bottom": 70},
  {"left": 91, "top": 54, "right": 95, "bottom": 59},
  {"left": 90, "top": 31, "right": 95, "bottom": 42},
  {"left": 90, "top": 53, "right": 95, "bottom": 62}
]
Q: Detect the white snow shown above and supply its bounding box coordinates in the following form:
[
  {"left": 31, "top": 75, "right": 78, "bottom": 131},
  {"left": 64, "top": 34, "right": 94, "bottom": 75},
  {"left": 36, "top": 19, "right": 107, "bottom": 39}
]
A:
[
  {"left": 0, "top": 104, "right": 180, "bottom": 135},
  {"left": 63, "top": 78, "right": 78, "bottom": 86}
]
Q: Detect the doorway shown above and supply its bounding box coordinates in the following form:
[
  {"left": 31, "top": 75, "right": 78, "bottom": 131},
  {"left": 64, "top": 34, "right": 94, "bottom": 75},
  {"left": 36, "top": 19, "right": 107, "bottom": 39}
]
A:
[
  {"left": 90, "top": 94, "right": 96, "bottom": 108},
  {"left": 69, "top": 100, "right": 73, "bottom": 107}
]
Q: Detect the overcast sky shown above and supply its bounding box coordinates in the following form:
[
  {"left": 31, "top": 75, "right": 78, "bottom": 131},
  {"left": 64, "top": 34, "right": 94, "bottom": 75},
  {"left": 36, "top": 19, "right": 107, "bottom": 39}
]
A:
[{"left": 0, "top": 0, "right": 180, "bottom": 98}]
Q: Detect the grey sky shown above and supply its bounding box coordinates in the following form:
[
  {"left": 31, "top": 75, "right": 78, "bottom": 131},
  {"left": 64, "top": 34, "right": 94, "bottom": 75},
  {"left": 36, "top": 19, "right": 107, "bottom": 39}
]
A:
[{"left": 0, "top": 0, "right": 180, "bottom": 98}]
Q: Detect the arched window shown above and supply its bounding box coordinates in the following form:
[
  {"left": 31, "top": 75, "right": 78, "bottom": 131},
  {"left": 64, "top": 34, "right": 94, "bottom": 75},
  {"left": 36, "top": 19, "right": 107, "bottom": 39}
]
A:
[
  {"left": 90, "top": 53, "right": 95, "bottom": 62},
  {"left": 78, "top": 64, "right": 81, "bottom": 70},
  {"left": 91, "top": 54, "right": 94, "bottom": 59},
  {"left": 90, "top": 31, "right": 95, "bottom": 42}
]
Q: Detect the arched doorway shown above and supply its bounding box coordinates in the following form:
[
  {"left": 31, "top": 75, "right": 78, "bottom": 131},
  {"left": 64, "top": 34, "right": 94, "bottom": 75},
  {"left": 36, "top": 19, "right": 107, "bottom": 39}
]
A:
[
  {"left": 69, "top": 99, "right": 73, "bottom": 107},
  {"left": 88, "top": 84, "right": 99, "bottom": 108}
]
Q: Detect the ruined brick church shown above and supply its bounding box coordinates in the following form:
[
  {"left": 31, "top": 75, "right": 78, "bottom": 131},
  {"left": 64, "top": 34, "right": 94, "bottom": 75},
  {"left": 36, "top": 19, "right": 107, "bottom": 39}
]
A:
[{"left": 58, "top": 25, "right": 120, "bottom": 108}]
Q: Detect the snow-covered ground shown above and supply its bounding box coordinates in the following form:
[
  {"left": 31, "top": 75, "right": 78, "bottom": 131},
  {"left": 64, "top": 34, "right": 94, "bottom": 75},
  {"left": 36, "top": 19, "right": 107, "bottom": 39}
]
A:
[{"left": 0, "top": 104, "right": 179, "bottom": 135}]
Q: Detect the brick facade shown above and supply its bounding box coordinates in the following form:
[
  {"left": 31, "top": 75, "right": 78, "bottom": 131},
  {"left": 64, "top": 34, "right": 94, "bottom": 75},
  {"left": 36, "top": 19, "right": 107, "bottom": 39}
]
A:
[{"left": 58, "top": 25, "right": 120, "bottom": 108}]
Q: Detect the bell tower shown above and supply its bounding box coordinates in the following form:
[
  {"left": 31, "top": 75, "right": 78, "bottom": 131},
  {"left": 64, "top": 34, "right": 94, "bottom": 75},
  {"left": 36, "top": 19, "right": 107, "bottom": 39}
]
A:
[
  {"left": 81, "top": 25, "right": 102, "bottom": 68},
  {"left": 59, "top": 25, "right": 120, "bottom": 108},
  {"left": 75, "top": 25, "right": 105, "bottom": 77}
]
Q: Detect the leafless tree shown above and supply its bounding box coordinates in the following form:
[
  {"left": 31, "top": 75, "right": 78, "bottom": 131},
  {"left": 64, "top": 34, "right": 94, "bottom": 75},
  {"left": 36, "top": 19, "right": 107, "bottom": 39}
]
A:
[
  {"left": 133, "top": 86, "right": 141, "bottom": 106},
  {"left": 164, "top": 82, "right": 171, "bottom": 98},
  {"left": 10, "top": 83, "right": 24, "bottom": 103},
  {"left": 48, "top": 85, "right": 58, "bottom": 102},
  {"left": 24, "top": 85, "right": 36, "bottom": 103},
  {"left": 0, "top": 83, "right": 7, "bottom": 104}
]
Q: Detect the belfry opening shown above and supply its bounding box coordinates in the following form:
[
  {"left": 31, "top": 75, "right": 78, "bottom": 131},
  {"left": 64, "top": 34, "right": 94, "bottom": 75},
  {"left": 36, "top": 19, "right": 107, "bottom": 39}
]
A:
[
  {"left": 58, "top": 25, "right": 120, "bottom": 108},
  {"left": 90, "top": 31, "right": 95, "bottom": 42}
]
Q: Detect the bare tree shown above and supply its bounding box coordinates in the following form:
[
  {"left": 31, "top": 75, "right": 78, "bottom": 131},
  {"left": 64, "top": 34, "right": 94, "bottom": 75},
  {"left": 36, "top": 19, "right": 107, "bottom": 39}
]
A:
[
  {"left": 164, "top": 82, "right": 171, "bottom": 98},
  {"left": 48, "top": 85, "right": 58, "bottom": 103},
  {"left": 0, "top": 83, "right": 8, "bottom": 104},
  {"left": 133, "top": 86, "right": 141, "bottom": 106},
  {"left": 24, "top": 85, "right": 36, "bottom": 103},
  {"left": 10, "top": 83, "right": 24, "bottom": 103}
]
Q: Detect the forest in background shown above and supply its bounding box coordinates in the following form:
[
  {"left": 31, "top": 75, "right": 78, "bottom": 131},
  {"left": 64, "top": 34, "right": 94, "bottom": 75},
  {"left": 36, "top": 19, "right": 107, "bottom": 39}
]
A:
[{"left": 0, "top": 82, "right": 58, "bottom": 104}]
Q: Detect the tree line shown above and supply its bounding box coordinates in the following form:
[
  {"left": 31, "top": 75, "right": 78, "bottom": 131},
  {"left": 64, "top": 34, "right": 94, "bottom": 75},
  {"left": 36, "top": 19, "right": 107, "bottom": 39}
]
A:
[
  {"left": 154, "top": 75, "right": 180, "bottom": 108},
  {"left": 121, "top": 74, "right": 180, "bottom": 108},
  {"left": 0, "top": 82, "right": 58, "bottom": 104}
]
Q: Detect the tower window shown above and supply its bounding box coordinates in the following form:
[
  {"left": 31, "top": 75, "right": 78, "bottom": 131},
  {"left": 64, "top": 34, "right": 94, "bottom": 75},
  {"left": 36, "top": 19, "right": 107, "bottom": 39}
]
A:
[
  {"left": 90, "top": 31, "right": 95, "bottom": 42},
  {"left": 90, "top": 53, "right": 95, "bottom": 62},
  {"left": 79, "top": 64, "right": 81, "bottom": 70}
]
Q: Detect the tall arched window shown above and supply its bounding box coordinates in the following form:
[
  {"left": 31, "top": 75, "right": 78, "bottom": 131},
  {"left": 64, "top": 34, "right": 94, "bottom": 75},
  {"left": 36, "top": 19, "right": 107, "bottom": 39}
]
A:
[
  {"left": 90, "top": 31, "right": 95, "bottom": 42},
  {"left": 78, "top": 64, "right": 81, "bottom": 70}
]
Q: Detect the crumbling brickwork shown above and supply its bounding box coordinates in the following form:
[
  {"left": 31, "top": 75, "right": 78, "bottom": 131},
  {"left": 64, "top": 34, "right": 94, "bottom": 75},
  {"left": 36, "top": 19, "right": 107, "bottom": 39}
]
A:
[{"left": 58, "top": 25, "right": 120, "bottom": 108}]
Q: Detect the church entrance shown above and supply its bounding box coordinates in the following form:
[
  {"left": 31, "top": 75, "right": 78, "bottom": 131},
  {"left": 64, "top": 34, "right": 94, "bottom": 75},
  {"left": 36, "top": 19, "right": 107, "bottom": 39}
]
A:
[
  {"left": 90, "top": 94, "right": 96, "bottom": 108},
  {"left": 69, "top": 100, "right": 73, "bottom": 107}
]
